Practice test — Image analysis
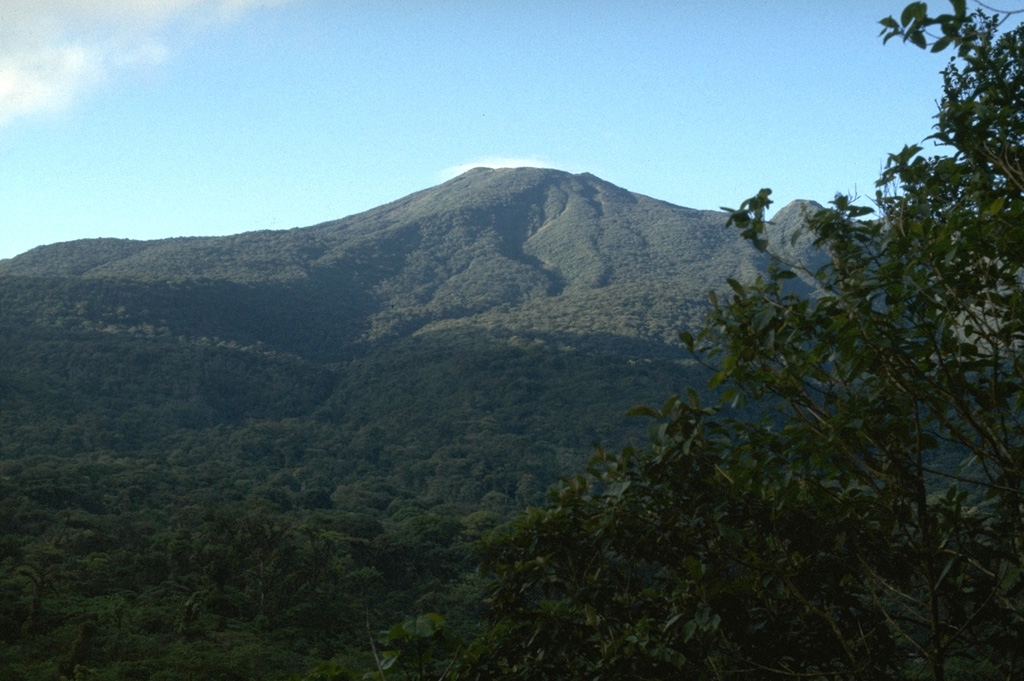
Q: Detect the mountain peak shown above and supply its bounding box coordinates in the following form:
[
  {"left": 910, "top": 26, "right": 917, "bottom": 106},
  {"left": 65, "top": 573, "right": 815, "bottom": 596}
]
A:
[{"left": 0, "top": 170, "right": 827, "bottom": 355}]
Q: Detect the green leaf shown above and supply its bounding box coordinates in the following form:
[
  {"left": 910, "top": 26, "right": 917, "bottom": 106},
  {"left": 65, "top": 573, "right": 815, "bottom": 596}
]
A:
[
  {"left": 752, "top": 307, "right": 775, "bottom": 332},
  {"left": 399, "top": 612, "right": 443, "bottom": 640},
  {"left": 901, "top": 2, "right": 926, "bottom": 27},
  {"left": 605, "top": 480, "right": 631, "bottom": 499},
  {"left": 663, "top": 613, "right": 682, "bottom": 632},
  {"left": 682, "top": 555, "right": 706, "bottom": 580},
  {"left": 380, "top": 651, "right": 400, "bottom": 670},
  {"left": 983, "top": 195, "right": 1006, "bottom": 215},
  {"left": 1000, "top": 566, "right": 1021, "bottom": 591},
  {"left": 936, "top": 556, "right": 956, "bottom": 587},
  {"left": 626, "top": 404, "right": 661, "bottom": 419}
]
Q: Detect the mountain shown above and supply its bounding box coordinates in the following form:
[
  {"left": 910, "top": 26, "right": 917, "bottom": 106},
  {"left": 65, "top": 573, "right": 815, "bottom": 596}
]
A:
[
  {"left": 0, "top": 167, "right": 826, "bottom": 508},
  {"left": 0, "top": 168, "right": 823, "bottom": 678},
  {"left": 1, "top": 168, "right": 814, "bottom": 358}
]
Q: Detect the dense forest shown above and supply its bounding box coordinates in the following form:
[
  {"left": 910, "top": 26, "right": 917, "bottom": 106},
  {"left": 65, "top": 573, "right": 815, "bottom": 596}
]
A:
[
  {"left": 6, "top": 2, "right": 1021, "bottom": 679},
  {"left": 2, "top": 168, "right": 771, "bottom": 677}
]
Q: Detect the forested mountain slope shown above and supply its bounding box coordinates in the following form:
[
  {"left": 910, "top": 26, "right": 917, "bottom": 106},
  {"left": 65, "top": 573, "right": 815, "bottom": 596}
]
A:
[
  {"left": 1, "top": 168, "right": 815, "bottom": 356},
  {"left": 0, "top": 168, "right": 819, "bottom": 679}
]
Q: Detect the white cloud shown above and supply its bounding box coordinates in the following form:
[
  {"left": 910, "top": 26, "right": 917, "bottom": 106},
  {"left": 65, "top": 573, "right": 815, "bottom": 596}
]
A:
[
  {"left": 442, "top": 157, "right": 560, "bottom": 180},
  {"left": 0, "top": 45, "right": 103, "bottom": 126},
  {"left": 0, "top": 39, "right": 170, "bottom": 127},
  {"left": 0, "top": 0, "right": 296, "bottom": 128}
]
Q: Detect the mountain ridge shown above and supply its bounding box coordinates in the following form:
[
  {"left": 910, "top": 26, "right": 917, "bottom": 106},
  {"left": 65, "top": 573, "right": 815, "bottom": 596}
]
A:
[
  {"left": 0, "top": 167, "right": 815, "bottom": 280},
  {"left": 0, "top": 169, "right": 826, "bottom": 675},
  {"left": 0, "top": 168, "right": 821, "bottom": 358}
]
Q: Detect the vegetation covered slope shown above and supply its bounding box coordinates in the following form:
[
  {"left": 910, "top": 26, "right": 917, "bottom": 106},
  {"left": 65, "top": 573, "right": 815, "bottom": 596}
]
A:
[
  {"left": 0, "top": 169, "right": 821, "bottom": 679},
  {"left": 1, "top": 168, "right": 815, "bottom": 357},
  {"left": 0, "top": 168, "right": 814, "bottom": 507}
]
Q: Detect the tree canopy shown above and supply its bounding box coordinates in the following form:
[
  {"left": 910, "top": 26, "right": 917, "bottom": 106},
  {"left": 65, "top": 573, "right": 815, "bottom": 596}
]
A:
[{"left": 461, "top": 3, "right": 1024, "bottom": 679}]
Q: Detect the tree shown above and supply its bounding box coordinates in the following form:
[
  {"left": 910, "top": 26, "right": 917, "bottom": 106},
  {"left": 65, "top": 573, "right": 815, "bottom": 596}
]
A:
[
  {"left": 368, "top": 612, "right": 462, "bottom": 681},
  {"left": 459, "top": 3, "right": 1024, "bottom": 679}
]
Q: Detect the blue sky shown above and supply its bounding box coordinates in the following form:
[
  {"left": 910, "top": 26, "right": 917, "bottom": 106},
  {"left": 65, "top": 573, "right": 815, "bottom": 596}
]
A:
[{"left": 1, "top": 0, "right": 951, "bottom": 260}]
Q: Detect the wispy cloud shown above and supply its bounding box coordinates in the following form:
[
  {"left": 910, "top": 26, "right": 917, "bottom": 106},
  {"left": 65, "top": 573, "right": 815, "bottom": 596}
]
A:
[
  {"left": 0, "top": 0, "right": 295, "bottom": 128},
  {"left": 442, "top": 157, "right": 562, "bottom": 180}
]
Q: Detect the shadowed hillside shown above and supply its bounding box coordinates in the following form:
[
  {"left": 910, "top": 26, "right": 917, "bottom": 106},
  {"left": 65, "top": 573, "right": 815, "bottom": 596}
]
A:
[{"left": 0, "top": 168, "right": 821, "bottom": 679}]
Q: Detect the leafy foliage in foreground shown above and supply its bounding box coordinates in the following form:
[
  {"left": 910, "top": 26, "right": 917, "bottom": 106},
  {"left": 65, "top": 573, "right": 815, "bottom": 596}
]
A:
[{"left": 463, "top": 3, "right": 1024, "bottom": 679}]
